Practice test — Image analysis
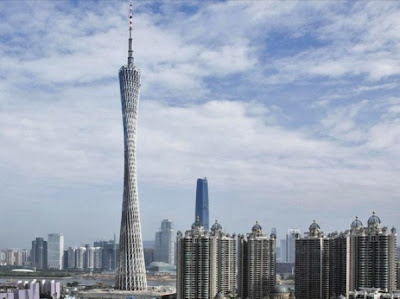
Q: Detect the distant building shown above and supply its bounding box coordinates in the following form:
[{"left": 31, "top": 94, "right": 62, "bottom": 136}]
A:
[
  {"left": 85, "top": 245, "right": 95, "bottom": 269},
  {"left": 93, "top": 238, "right": 118, "bottom": 271},
  {"left": 286, "top": 229, "right": 300, "bottom": 263},
  {"left": 67, "top": 247, "right": 76, "bottom": 269},
  {"left": 195, "top": 178, "right": 209, "bottom": 230},
  {"left": 177, "top": 219, "right": 236, "bottom": 298},
  {"left": 280, "top": 239, "right": 287, "bottom": 262},
  {"left": 75, "top": 247, "right": 86, "bottom": 269},
  {"left": 32, "top": 238, "right": 47, "bottom": 270},
  {"left": 94, "top": 247, "right": 102, "bottom": 270},
  {"left": 143, "top": 248, "right": 154, "bottom": 267},
  {"left": 238, "top": 222, "right": 276, "bottom": 299},
  {"left": 47, "top": 233, "right": 64, "bottom": 270},
  {"left": 154, "top": 219, "right": 175, "bottom": 265}
]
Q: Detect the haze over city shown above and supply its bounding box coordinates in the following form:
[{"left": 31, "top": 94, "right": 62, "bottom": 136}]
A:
[{"left": 1, "top": 1, "right": 400, "bottom": 248}]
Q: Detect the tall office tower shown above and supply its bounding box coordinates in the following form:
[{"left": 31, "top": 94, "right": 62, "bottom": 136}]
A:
[
  {"left": 295, "top": 220, "right": 330, "bottom": 299},
  {"left": 195, "top": 178, "right": 209, "bottom": 230},
  {"left": 21, "top": 249, "right": 30, "bottom": 266},
  {"left": 238, "top": 222, "right": 276, "bottom": 299},
  {"left": 154, "top": 219, "right": 175, "bottom": 264},
  {"left": 63, "top": 249, "right": 68, "bottom": 269},
  {"left": 32, "top": 238, "right": 47, "bottom": 269},
  {"left": 176, "top": 219, "right": 236, "bottom": 298},
  {"left": 47, "top": 233, "right": 64, "bottom": 270},
  {"left": 14, "top": 250, "right": 23, "bottom": 266},
  {"left": 286, "top": 228, "right": 300, "bottom": 263},
  {"left": 115, "top": 4, "right": 147, "bottom": 290},
  {"left": 94, "top": 247, "right": 103, "bottom": 270},
  {"left": 75, "top": 247, "right": 86, "bottom": 269},
  {"left": 67, "top": 247, "right": 76, "bottom": 269}
]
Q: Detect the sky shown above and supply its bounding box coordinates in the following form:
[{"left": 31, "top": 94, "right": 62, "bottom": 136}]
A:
[{"left": 1, "top": 0, "right": 400, "bottom": 248}]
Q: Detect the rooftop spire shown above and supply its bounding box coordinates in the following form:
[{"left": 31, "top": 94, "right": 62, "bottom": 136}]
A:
[{"left": 128, "top": 3, "right": 134, "bottom": 66}]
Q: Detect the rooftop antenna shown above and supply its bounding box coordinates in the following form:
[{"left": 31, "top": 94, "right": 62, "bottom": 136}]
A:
[{"left": 128, "top": 3, "right": 134, "bottom": 66}]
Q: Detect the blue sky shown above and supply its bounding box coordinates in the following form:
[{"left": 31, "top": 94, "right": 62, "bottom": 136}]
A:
[{"left": 1, "top": 1, "right": 400, "bottom": 248}]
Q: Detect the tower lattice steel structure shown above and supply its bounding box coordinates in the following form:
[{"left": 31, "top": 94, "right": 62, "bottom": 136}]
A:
[{"left": 115, "top": 4, "right": 147, "bottom": 291}]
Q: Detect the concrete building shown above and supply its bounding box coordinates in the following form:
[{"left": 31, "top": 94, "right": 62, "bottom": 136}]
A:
[
  {"left": 47, "top": 233, "right": 64, "bottom": 270},
  {"left": 85, "top": 245, "right": 95, "bottom": 269},
  {"left": 31, "top": 238, "right": 47, "bottom": 270},
  {"left": 295, "top": 220, "right": 329, "bottom": 299},
  {"left": 176, "top": 219, "right": 236, "bottom": 299},
  {"left": 238, "top": 222, "right": 276, "bottom": 299},
  {"left": 115, "top": 4, "right": 147, "bottom": 291},
  {"left": 143, "top": 248, "right": 154, "bottom": 267},
  {"left": 154, "top": 219, "right": 175, "bottom": 265}
]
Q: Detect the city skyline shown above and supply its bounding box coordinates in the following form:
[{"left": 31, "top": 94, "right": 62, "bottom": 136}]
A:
[{"left": 1, "top": 1, "right": 400, "bottom": 247}]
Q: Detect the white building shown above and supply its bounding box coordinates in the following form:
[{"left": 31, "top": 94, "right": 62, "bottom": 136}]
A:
[
  {"left": 47, "top": 233, "right": 64, "bottom": 270},
  {"left": 75, "top": 247, "right": 86, "bottom": 269},
  {"left": 286, "top": 228, "right": 300, "bottom": 263},
  {"left": 94, "top": 247, "right": 103, "bottom": 270},
  {"left": 67, "top": 247, "right": 76, "bottom": 269}
]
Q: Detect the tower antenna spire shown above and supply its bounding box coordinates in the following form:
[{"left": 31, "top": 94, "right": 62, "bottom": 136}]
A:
[{"left": 128, "top": 3, "right": 134, "bottom": 66}]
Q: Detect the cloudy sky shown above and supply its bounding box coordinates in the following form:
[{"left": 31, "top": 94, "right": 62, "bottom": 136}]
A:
[{"left": 1, "top": 0, "right": 400, "bottom": 248}]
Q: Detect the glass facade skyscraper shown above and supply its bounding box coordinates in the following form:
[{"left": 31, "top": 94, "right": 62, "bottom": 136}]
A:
[{"left": 195, "top": 177, "right": 209, "bottom": 230}]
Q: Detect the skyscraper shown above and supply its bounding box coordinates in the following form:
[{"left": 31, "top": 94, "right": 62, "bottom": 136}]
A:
[
  {"left": 115, "top": 4, "right": 147, "bottom": 291},
  {"left": 176, "top": 219, "right": 236, "bottom": 299},
  {"left": 47, "top": 233, "right": 64, "bottom": 270},
  {"left": 195, "top": 178, "right": 209, "bottom": 230},
  {"left": 238, "top": 222, "right": 276, "bottom": 299},
  {"left": 31, "top": 237, "right": 47, "bottom": 270},
  {"left": 154, "top": 219, "right": 175, "bottom": 264}
]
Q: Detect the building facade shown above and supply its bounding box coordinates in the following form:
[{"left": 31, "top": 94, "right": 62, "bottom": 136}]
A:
[
  {"left": 286, "top": 229, "right": 300, "bottom": 263},
  {"left": 195, "top": 178, "right": 209, "bottom": 230},
  {"left": 154, "top": 219, "right": 175, "bottom": 265},
  {"left": 47, "top": 233, "right": 64, "bottom": 270},
  {"left": 31, "top": 238, "right": 47, "bottom": 270},
  {"left": 93, "top": 238, "right": 119, "bottom": 271},
  {"left": 115, "top": 5, "right": 147, "bottom": 290},
  {"left": 238, "top": 222, "right": 276, "bottom": 299},
  {"left": 176, "top": 219, "right": 236, "bottom": 299}
]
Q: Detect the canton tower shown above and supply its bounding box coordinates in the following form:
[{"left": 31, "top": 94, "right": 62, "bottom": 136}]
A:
[{"left": 115, "top": 4, "right": 147, "bottom": 290}]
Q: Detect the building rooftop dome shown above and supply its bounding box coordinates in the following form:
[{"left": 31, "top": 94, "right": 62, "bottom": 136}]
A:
[
  {"left": 309, "top": 219, "right": 320, "bottom": 231},
  {"left": 337, "top": 295, "right": 346, "bottom": 299},
  {"left": 271, "top": 285, "right": 290, "bottom": 294},
  {"left": 367, "top": 211, "right": 381, "bottom": 226},
  {"left": 351, "top": 216, "right": 363, "bottom": 229},
  {"left": 252, "top": 221, "right": 262, "bottom": 232},
  {"left": 214, "top": 291, "right": 227, "bottom": 299},
  {"left": 192, "top": 216, "right": 202, "bottom": 229},
  {"left": 211, "top": 220, "right": 223, "bottom": 232}
]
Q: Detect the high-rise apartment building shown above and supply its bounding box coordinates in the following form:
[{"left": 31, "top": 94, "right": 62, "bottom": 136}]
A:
[
  {"left": 195, "top": 178, "right": 209, "bottom": 230},
  {"left": 115, "top": 4, "right": 147, "bottom": 291},
  {"left": 85, "top": 245, "right": 95, "bottom": 269},
  {"left": 94, "top": 247, "right": 102, "bottom": 270},
  {"left": 31, "top": 238, "right": 47, "bottom": 270},
  {"left": 154, "top": 219, "right": 175, "bottom": 264},
  {"left": 238, "top": 222, "right": 276, "bottom": 299},
  {"left": 47, "top": 233, "right": 64, "bottom": 270},
  {"left": 295, "top": 220, "right": 329, "bottom": 299},
  {"left": 296, "top": 213, "right": 397, "bottom": 298},
  {"left": 176, "top": 219, "right": 236, "bottom": 298}
]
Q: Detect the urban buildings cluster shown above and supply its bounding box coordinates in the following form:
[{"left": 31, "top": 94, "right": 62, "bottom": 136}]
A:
[
  {"left": 0, "top": 280, "right": 60, "bottom": 299},
  {"left": 1, "top": 234, "right": 119, "bottom": 273}
]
